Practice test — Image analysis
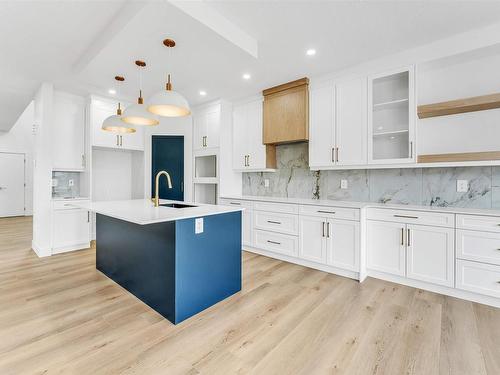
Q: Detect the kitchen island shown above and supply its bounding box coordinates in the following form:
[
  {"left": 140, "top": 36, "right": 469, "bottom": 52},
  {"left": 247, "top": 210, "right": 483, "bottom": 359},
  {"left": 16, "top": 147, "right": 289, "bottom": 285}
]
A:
[{"left": 75, "top": 199, "right": 243, "bottom": 324}]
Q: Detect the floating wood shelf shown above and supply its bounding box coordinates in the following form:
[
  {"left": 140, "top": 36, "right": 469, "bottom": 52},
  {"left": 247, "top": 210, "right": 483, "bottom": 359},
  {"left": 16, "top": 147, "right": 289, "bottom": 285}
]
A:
[
  {"left": 418, "top": 151, "right": 500, "bottom": 163},
  {"left": 417, "top": 93, "right": 500, "bottom": 119}
]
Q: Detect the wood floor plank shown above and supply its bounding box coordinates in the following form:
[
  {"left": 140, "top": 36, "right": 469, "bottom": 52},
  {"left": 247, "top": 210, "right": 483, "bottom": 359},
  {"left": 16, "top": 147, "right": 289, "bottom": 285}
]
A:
[{"left": 0, "top": 216, "right": 499, "bottom": 374}]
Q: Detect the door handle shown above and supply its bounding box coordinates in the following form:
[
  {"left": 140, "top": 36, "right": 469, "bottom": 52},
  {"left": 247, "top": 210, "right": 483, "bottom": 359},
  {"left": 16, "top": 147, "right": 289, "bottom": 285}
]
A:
[
  {"left": 322, "top": 221, "right": 326, "bottom": 237},
  {"left": 87, "top": 211, "right": 90, "bottom": 223},
  {"left": 247, "top": 155, "right": 250, "bottom": 167},
  {"left": 336, "top": 147, "right": 339, "bottom": 163},
  {"left": 116, "top": 135, "right": 119, "bottom": 146},
  {"left": 410, "top": 141, "right": 413, "bottom": 159},
  {"left": 326, "top": 222, "right": 330, "bottom": 238},
  {"left": 401, "top": 228, "right": 404, "bottom": 246},
  {"left": 120, "top": 135, "right": 123, "bottom": 146},
  {"left": 331, "top": 147, "right": 335, "bottom": 163},
  {"left": 407, "top": 228, "right": 411, "bottom": 247}
]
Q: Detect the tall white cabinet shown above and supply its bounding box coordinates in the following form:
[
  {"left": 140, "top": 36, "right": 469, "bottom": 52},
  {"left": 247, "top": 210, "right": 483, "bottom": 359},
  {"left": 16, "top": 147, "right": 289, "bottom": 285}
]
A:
[
  {"left": 52, "top": 92, "right": 86, "bottom": 171},
  {"left": 233, "top": 98, "right": 272, "bottom": 171},
  {"left": 309, "top": 77, "right": 367, "bottom": 169},
  {"left": 193, "top": 104, "right": 220, "bottom": 151}
]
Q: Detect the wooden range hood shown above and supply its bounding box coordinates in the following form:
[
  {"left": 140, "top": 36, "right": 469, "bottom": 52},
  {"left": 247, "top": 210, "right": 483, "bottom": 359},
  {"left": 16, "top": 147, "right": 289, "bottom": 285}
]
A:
[{"left": 262, "top": 77, "right": 309, "bottom": 145}]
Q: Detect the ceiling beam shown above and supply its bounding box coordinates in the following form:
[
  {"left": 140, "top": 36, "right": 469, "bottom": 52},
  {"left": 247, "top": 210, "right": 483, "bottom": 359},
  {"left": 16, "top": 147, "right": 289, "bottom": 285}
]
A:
[
  {"left": 167, "top": 0, "right": 258, "bottom": 59},
  {"left": 72, "top": 1, "right": 147, "bottom": 74}
]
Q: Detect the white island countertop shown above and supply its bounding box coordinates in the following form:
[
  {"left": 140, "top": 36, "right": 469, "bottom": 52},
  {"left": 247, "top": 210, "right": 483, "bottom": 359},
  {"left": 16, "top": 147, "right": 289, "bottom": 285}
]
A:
[{"left": 72, "top": 199, "right": 244, "bottom": 225}]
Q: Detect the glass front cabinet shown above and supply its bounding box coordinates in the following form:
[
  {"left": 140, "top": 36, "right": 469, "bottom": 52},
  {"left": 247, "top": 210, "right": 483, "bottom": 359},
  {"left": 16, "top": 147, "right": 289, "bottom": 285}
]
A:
[{"left": 368, "top": 66, "right": 415, "bottom": 165}]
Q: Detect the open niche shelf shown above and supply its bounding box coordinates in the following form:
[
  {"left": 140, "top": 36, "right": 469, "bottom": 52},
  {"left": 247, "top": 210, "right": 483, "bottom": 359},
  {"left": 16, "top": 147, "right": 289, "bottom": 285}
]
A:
[{"left": 418, "top": 92, "right": 500, "bottom": 119}]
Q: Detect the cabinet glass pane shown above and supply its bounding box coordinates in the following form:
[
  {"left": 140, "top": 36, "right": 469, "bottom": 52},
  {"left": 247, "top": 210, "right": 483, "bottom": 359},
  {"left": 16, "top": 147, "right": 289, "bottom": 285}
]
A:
[{"left": 371, "top": 71, "right": 410, "bottom": 161}]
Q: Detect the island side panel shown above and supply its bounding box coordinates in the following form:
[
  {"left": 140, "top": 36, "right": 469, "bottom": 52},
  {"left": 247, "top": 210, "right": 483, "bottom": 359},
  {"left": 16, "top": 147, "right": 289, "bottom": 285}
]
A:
[
  {"left": 174, "top": 211, "right": 242, "bottom": 323},
  {"left": 96, "top": 214, "right": 177, "bottom": 322}
]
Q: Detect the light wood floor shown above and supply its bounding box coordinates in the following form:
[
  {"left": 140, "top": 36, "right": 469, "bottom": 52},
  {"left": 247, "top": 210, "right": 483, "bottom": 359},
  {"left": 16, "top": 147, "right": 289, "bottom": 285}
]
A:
[{"left": 0, "top": 216, "right": 499, "bottom": 374}]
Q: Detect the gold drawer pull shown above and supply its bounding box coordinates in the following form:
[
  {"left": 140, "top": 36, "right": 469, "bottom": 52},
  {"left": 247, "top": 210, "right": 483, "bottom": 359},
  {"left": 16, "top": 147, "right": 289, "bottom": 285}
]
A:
[{"left": 394, "top": 214, "right": 419, "bottom": 219}]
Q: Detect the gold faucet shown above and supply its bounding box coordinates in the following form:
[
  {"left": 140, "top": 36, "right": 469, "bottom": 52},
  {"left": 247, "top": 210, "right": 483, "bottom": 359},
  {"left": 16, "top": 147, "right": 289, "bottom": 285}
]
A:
[{"left": 153, "top": 170, "right": 173, "bottom": 207}]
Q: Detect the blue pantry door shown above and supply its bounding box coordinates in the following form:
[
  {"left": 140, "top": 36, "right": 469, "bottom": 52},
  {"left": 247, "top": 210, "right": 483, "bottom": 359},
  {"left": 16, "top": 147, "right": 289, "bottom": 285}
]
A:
[{"left": 151, "top": 135, "right": 184, "bottom": 201}]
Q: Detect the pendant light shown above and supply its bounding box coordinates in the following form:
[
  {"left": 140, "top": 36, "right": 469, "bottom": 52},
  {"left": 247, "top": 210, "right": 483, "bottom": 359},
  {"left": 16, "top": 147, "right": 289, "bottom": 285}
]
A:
[
  {"left": 102, "top": 76, "right": 136, "bottom": 133},
  {"left": 122, "top": 60, "right": 160, "bottom": 126},
  {"left": 147, "top": 39, "right": 191, "bottom": 117}
]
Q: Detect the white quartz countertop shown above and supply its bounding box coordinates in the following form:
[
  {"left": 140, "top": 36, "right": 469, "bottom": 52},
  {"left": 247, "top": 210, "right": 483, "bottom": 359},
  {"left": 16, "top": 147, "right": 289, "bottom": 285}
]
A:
[
  {"left": 72, "top": 199, "right": 244, "bottom": 225},
  {"left": 220, "top": 195, "right": 500, "bottom": 217}
]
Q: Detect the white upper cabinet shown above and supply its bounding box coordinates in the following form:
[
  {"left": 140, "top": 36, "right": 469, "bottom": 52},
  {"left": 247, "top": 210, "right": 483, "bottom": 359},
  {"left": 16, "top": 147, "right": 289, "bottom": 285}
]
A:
[
  {"left": 309, "top": 77, "right": 367, "bottom": 169},
  {"left": 194, "top": 104, "right": 220, "bottom": 151},
  {"left": 335, "top": 77, "right": 367, "bottom": 166},
  {"left": 90, "top": 97, "right": 143, "bottom": 151},
  {"left": 309, "top": 84, "right": 335, "bottom": 168},
  {"left": 368, "top": 66, "right": 415, "bottom": 165},
  {"left": 233, "top": 98, "right": 272, "bottom": 171},
  {"left": 52, "top": 92, "right": 86, "bottom": 170}
]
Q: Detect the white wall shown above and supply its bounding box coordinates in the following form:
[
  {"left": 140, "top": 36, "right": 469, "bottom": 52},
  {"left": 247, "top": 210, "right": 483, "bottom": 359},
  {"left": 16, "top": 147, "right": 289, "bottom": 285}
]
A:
[
  {"left": 143, "top": 116, "right": 193, "bottom": 201},
  {"left": 32, "top": 83, "right": 54, "bottom": 257},
  {"left": 0, "top": 101, "right": 35, "bottom": 214}
]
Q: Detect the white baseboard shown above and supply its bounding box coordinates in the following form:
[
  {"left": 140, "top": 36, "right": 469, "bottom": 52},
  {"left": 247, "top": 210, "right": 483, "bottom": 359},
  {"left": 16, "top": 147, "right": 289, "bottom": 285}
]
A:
[
  {"left": 31, "top": 241, "right": 51, "bottom": 258},
  {"left": 52, "top": 242, "right": 90, "bottom": 255},
  {"left": 244, "top": 246, "right": 360, "bottom": 281},
  {"left": 367, "top": 269, "right": 500, "bottom": 309}
]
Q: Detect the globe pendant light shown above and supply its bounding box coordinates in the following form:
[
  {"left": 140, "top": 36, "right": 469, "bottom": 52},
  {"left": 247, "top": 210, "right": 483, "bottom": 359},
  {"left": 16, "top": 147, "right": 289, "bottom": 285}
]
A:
[
  {"left": 102, "top": 102, "right": 136, "bottom": 133},
  {"left": 102, "top": 76, "right": 136, "bottom": 133},
  {"left": 122, "top": 60, "right": 160, "bottom": 126},
  {"left": 147, "top": 39, "right": 191, "bottom": 117}
]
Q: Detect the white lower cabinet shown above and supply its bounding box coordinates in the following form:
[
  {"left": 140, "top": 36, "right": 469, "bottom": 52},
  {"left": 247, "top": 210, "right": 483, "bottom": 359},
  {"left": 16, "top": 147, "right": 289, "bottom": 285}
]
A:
[
  {"left": 299, "top": 216, "right": 359, "bottom": 271},
  {"left": 367, "top": 220, "right": 454, "bottom": 286},
  {"left": 406, "top": 224, "right": 454, "bottom": 287},
  {"left": 299, "top": 216, "right": 327, "bottom": 263},
  {"left": 52, "top": 206, "right": 90, "bottom": 254},
  {"left": 367, "top": 220, "right": 406, "bottom": 276},
  {"left": 328, "top": 220, "right": 360, "bottom": 272},
  {"left": 456, "top": 260, "right": 500, "bottom": 299},
  {"left": 242, "top": 208, "right": 253, "bottom": 247}
]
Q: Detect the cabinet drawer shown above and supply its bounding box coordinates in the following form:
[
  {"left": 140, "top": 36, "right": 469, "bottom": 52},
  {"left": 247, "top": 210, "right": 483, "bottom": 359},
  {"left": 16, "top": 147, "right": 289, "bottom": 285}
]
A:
[
  {"left": 456, "top": 214, "right": 500, "bottom": 233},
  {"left": 52, "top": 200, "right": 90, "bottom": 210},
  {"left": 456, "top": 230, "right": 500, "bottom": 266},
  {"left": 456, "top": 259, "right": 500, "bottom": 299},
  {"left": 253, "top": 201, "right": 298, "bottom": 214},
  {"left": 299, "top": 204, "right": 359, "bottom": 221},
  {"left": 219, "top": 198, "right": 254, "bottom": 209},
  {"left": 254, "top": 211, "right": 299, "bottom": 235},
  {"left": 366, "top": 208, "right": 454, "bottom": 228},
  {"left": 253, "top": 229, "right": 298, "bottom": 257}
]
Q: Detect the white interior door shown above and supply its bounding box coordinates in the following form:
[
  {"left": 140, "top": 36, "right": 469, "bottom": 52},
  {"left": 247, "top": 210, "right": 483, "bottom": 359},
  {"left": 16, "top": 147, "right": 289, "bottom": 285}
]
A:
[{"left": 0, "top": 153, "right": 25, "bottom": 217}]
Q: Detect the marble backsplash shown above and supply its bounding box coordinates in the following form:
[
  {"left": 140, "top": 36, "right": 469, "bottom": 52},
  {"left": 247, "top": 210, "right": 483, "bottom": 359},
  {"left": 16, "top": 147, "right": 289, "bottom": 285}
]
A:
[{"left": 242, "top": 143, "right": 500, "bottom": 209}]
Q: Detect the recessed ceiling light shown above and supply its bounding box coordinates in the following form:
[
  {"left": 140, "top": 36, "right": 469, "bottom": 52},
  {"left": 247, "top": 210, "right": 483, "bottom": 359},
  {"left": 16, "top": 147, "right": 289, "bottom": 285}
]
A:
[
  {"left": 242, "top": 73, "right": 251, "bottom": 80},
  {"left": 108, "top": 89, "right": 117, "bottom": 95},
  {"left": 199, "top": 90, "right": 207, "bottom": 96},
  {"left": 306, "top": 49, "right": 316, "bottom": 56},
  {"left": 390, "top": 136, "right": 395, "bottom": 140}
]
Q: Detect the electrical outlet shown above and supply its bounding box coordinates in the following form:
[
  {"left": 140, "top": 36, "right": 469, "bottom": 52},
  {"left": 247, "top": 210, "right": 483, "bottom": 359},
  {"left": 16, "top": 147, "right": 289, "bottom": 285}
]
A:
[
  {"left": 68, "top": 179, "right": 74, "bottom": 187},
  {"left": 195, "top": 218, "right": 204, "bottom": 234},
  {"left": 264, "top": 179, "right": 270, "bottom": 188},
  {"left": 457, "top": 180, "right": 469, "bottom": 193},
  {"left": 340, "top": 179, "right": 348, "bottom": 189}
]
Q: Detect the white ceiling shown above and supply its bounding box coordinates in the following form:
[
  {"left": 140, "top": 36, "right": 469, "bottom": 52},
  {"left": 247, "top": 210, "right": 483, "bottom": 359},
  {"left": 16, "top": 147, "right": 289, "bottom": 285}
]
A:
[{"left": 2, "top": 0, "right": 500, "bottom": 131}]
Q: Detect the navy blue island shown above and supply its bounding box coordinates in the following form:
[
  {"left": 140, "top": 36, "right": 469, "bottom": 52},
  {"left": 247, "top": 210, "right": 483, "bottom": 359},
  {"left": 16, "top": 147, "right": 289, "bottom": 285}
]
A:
[{"left": 78, "top": 199, "right": 243, "bottom": 325}]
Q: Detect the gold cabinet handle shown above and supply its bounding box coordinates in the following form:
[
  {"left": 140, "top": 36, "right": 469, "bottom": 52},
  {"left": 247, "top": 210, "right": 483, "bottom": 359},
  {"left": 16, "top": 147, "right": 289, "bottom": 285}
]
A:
[
  {"left": 401, "top": 228, "right": 404, "bottom": 246},
  {"left": 322, "top": 222, "right": 326, "bottom": 237},
  {"left": 116, "top": 135, "right": 119, "bottom": 146},
  {"left": 247, "top": 155, "right": 250, "bottom": 167},
  {"left": 336, "top": 147, "right": 339, "bottom": 163},
  {"left": 407, "top": 228, "right": 411, "bottom": 247},
  {"left": 331, "top": 148, "right": 335, "bottom": 163},
  {"left": 327, "top": 222, "right": 330, "bottom": 238}
]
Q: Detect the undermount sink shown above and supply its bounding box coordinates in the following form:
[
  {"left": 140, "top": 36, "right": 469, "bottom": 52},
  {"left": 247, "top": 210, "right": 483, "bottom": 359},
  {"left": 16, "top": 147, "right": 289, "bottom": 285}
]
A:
[{"left": 160, "top": 203, "right": 197, "bottom": 209}]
